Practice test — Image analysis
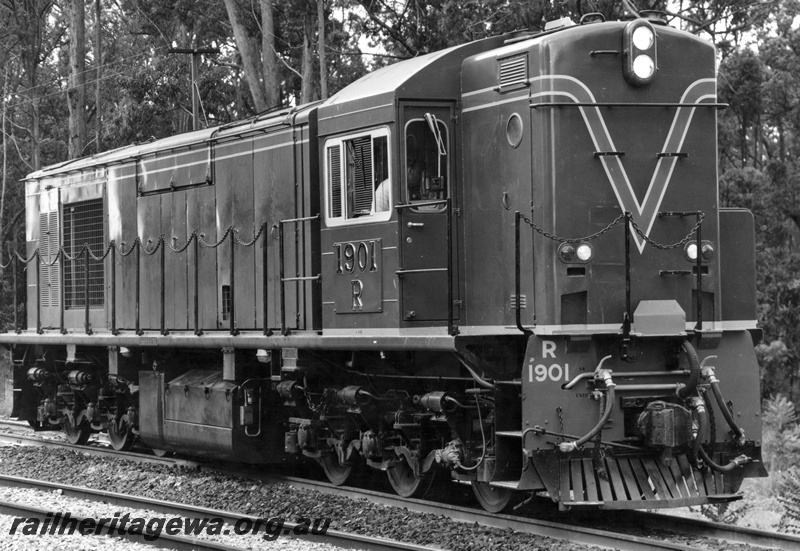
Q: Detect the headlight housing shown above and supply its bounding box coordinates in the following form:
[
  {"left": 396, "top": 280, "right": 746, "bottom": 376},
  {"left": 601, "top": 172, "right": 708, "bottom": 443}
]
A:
[{"left": 623, "top": 19, "right": 657, "bottom": 87}]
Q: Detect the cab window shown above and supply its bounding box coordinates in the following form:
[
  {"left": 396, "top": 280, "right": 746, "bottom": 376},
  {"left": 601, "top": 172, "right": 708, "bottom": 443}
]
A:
[
  {"left": 326, "top": 128, "right": 390, "bottom": 224},
  {"left": 405, "top": 116, "right": 448, "bottom": 207}
]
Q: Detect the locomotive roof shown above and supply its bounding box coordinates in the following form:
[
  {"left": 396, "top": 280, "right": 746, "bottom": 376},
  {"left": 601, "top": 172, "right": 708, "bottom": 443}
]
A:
[{"left": 25, "top": 102, "right": 320, "bottom": 182}]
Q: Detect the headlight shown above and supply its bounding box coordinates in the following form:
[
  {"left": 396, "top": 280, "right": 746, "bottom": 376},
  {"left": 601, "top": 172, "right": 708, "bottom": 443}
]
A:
[
  {"left": 623, "top": 19, "right": 657, "bottom": 87},
  {"left": 632, "top": 26, "right": 654, "bottom": 50},
  {"left": 633, "top": 55, "right": 655, "bottom": 79}
]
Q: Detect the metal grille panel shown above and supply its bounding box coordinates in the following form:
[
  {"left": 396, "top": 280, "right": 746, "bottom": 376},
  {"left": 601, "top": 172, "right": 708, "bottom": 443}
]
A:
[
  {"left": 499, "top": 54, "right": 528, "bottom": 89},
  {"left": 39, "top": 211, "right": 60, "bottom": 308},
  {"left": 63, "top": 199, "right": 105, "bottom": 309}
]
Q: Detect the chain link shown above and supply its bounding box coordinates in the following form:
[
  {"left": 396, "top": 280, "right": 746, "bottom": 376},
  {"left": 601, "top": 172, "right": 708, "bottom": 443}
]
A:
[
  {"left": 168, "top": 231, "right": 198, "bottom": 253},
  {"left": 233, "top": 223, "right": 266, "bottom": 247},
  {"left": 520, "top": 212, "right": 626, "bottom": 243},
  {"left": 199, "top": 225, "right": 234, "bottom": 248},
  {"left": 519, "top": 211, "right": 704, "bottom": 249},
  {"left": 141, "top": 236, "right": 164, "bottom": 256}
]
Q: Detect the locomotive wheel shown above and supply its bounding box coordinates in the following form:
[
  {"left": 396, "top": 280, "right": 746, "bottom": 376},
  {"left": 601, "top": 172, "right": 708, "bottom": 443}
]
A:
[
  {"left": 472, "top": 481, "right": 513, "bottom": 513},
  {"left": 387, "top": 456, "right": 431, "bottom": 498},
  {"left": 319, "top": 454, "right": 353, "bottom": 486},
  {"left": 62, "top": 416, "right": 91, "bottom": 446},
  {"left": 151, "top": 448, "right": 171, "bottom": 458},
  {"left": 107, "top": 416, "right": 136, "bottom": 452}
]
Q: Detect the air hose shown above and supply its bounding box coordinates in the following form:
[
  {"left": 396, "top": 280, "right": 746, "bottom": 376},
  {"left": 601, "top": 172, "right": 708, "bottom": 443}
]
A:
[
  {"left": 558, "top": 369, "right": 616, "bottom": 453},
  {"left": 676, "top": 340, "right": 700, "bottom": 400}
]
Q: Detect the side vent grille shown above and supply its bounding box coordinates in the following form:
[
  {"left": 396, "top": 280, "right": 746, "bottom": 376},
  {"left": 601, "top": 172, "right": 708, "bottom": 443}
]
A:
[
  {"left": 63, "top": 198, "right": 105, "bottom": 309},
  {"left": 328, "top": 145, "right": 342, "bottom": 217},
  {"left": 39, "top": 211, "right": 60, "bottom": 308},
  {"left": 498, "top": 54, "right": 528, "bottom": 92}
]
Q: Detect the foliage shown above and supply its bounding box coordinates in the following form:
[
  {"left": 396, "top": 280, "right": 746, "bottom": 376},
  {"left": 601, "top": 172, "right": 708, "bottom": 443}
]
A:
[
  {"left": 779, "top": 466, "right": 800, "bottom": 533},
  {"left": 761, "top": 394, "right": 800, "bottom": 473}
]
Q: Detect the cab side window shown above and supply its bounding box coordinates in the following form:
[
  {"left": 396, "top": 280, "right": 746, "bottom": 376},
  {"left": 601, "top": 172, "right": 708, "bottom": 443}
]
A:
[
  {"left": 405, "top": 116, "right": 448, "bottom": 206},
  {"left": 326, "top": 129, "right": 390, "bottom": 224}
]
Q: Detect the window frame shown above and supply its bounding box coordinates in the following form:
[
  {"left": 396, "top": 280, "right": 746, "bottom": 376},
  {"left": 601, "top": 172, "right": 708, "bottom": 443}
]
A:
[
  {"left": 403, "top": 116, "right": 450, "bottom": 211},
  {"left": 323, "top": 127, "right": 393, "bottom": 227}
]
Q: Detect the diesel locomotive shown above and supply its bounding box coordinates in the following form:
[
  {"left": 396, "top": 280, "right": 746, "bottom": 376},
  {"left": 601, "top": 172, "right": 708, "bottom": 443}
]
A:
[{"left": 1, "top": 12, "right": 767, "bottom": 512}]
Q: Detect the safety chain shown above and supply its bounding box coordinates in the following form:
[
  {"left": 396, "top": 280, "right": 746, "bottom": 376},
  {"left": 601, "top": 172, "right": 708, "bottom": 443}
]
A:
[
  {"left": 168, "top": 231, "right": 198, "bottom": 253},
  {"left": 233, "top": 223, "right": 267, "bottom": 247},
  {"left": 519, "top": 212, "right": 626, "bottom": 243},
  {"left": 519, "top": 211, "right": 704, "bottom": 250},
  {"left": 0, "top": 222, "right": 273, "bottom": 268},
  {"left": 199, "top": 225, "right": 234, "bottom": 248}
]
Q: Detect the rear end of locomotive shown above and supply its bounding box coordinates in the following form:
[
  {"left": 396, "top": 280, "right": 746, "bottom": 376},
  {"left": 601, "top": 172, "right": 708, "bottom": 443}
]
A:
[{"left": 461, "top": 15, "right": 766, "bottom": 510}]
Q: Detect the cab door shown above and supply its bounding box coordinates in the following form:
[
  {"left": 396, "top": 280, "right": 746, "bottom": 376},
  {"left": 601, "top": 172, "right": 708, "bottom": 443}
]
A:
[{"left": 398, "top": 103, "right": 459, "bottom": 324}]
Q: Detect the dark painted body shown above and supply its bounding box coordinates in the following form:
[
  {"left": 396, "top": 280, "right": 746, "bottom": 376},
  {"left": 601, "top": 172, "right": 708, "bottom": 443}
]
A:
[{"left": 3, "top": 17, "right": 765, "bottom": 511}]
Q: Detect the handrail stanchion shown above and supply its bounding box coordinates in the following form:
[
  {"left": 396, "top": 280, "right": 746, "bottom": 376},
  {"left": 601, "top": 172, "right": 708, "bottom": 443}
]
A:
[
  {"left": 447, "top": 197, "right": 456, "bottom": 336},
  {"left": 160, "top": 237, "right": 167, "bottom": 336},
  {"left": 262, "top": 223, "right": 271, "bottom": 336},
  {"left": 278, "top": 222, "right": 286, "bottom": 336},
  {"left": 59, "top": 249, "right": 66, "bottom": 335},
  {"left": 230, "top": 231, "right": 238, "bottom": 336},
  {"left": 695, "top": 211, "right": 703, "bottom": 331},
  {"left": 193, "top": 234, "right": 201, "bottom": 336},
  {"left": 135, "top": 241, "right": 142, "bottom": 335},
  {"left": 11, "top": 248, "right": 18, "bottom": 333},
  {"left": 84, "top": 246, "right": 92, "bottom": 335},
  {"left": 623, "top": 212, "right": 632, "bottom": 339},
  {"left": 35, "top": 251, "right": 42, "bottom": 334},
  {"left": 111, "top": 243, "right": 117, "bottom": 335}
]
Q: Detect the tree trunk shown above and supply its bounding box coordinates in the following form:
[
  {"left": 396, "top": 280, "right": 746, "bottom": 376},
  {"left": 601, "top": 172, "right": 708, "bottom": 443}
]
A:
[
  {"left": 224, "top": 0, "right": 269, "bottom": 112},
  {"left": 1, "top": 65, "right": 7, "bottom": 272},
  {"left": 94, "top": 0, "right": 102, "bottom": 153},
  {"left": 261, "top": 0, "right": 281, "bottom": 110},
  {"left": 300, "top": 9, "right": 315, "bottom": 104},
  {"left": 318, "top": 0, "right": 328, "bottom": 100},
  {"left": 68, "top": 0, "right": 86, "bottom": 159}
]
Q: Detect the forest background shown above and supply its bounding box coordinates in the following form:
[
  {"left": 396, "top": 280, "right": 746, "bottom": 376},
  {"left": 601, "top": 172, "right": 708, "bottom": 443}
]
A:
[{"left": 0, "top": 0, "right": 799, "bottom": 481}]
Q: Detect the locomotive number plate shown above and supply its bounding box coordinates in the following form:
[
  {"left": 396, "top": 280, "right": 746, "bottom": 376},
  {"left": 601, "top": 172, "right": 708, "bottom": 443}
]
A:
[{"left": 331, "top": 239, "right": 383, "bottom": 314}]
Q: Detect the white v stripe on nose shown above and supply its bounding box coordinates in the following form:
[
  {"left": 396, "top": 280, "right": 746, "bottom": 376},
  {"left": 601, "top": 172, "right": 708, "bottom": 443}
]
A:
[{"left": 530, "top": 76, "right": 717, "bottom": 253}]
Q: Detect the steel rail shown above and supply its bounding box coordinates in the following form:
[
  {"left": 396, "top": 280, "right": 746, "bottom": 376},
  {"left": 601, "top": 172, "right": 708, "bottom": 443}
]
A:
[
  {"left": 0, "top": 426, "right": 200, "bottom": 469},
  {"left": 0, "top": 475, "right": 434, "bottom": 551},
  {"left": 229, "top": 471, "right": 702, "bottom": 551},
  {"left": 3, "top": 422, "right": 798, "bottom": 550},
  {"left": 621, "top": 510, "right": 800, "bottom": 551},
  {"left": 250, "top": 472, "right": 800, "bottom": 551}
]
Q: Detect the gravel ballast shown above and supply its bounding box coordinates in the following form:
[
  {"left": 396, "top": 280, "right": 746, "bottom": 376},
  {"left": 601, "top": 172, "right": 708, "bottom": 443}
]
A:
[
  {"left": 0, "top": 446, "right": 596, "bottom": 551},
  {"left": 0, "top": 444, "right": 777, "bottom": 551}
]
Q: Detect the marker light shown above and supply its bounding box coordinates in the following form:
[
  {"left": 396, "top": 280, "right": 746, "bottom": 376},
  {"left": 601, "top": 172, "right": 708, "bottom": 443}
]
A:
[
  {"left": 559, "top": 243, "right": 593, "bottom": 263},
  {"left": 685, "top": 243, "right": 698, "bottom": 261},
  {"left": 701, "top": 242, "right": 715, "bottom": 261},
  {"left": 685, "top": 241, "right": 715, "bottom": 263},
  {"left": 576, "top": 244, "right": 593, "bottom": 261},
  {"left": 559, "top": 244, "right": 576, "bottom": 262},
  {"left": 623, "top": 19, "right": 657, "bottom": 87}
]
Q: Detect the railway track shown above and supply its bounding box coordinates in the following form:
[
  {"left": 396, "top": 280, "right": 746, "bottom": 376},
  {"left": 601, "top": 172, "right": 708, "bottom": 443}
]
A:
[
  {"left": 1, "top": 420, "right": 798, "bottom": 551},
  {"left": 0, "top": 474, "right": 435, "bottom": 551}
]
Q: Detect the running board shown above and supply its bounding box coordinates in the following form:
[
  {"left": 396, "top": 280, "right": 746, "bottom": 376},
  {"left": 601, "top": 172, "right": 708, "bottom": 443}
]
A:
[{"left": 556, "top": 454, "right": 743, "bottom": 510}]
